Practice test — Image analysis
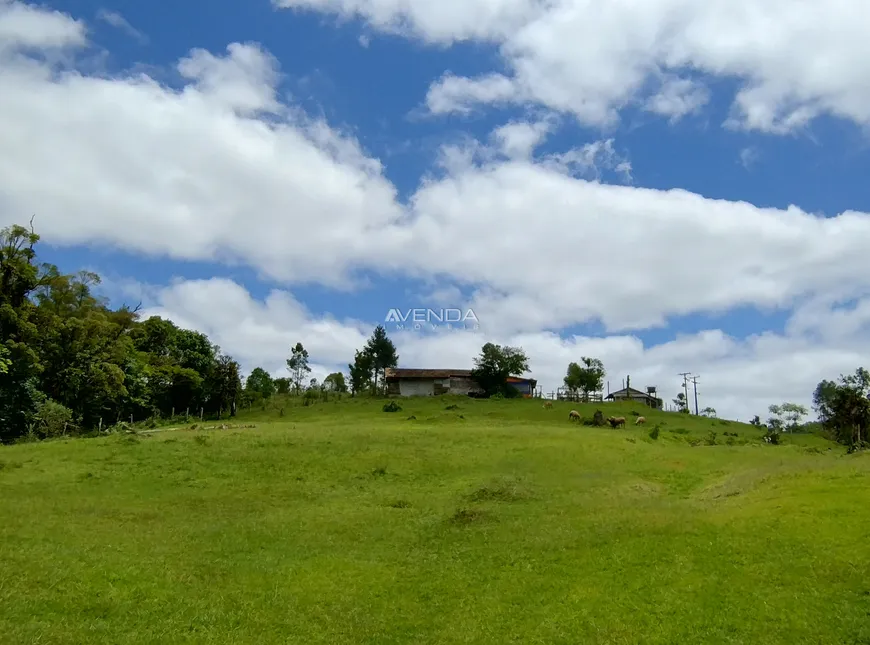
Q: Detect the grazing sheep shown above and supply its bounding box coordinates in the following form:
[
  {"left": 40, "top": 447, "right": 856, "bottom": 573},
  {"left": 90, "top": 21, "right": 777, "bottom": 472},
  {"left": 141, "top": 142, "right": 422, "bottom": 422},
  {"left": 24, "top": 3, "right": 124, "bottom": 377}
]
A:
[
  {"left": 635, "top": 416, "right": 646, "bottom": 425},
  {"left": 607, "top": 416, "right": 626, "bottom": 428},
  {"left": 543, "top": 401, "right": 553, "bottom": 409},
  {"left": 569, "top": 410, "right": 581, "bottom": 421}
]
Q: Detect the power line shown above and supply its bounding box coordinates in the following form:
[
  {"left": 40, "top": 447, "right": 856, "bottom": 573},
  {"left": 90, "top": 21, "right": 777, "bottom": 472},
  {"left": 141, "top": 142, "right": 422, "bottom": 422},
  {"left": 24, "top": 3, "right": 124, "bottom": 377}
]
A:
[
  {"left": 689, "top": 375, "right": 700, "bottom": 415},
  {"left": 678, "top": 372, "right": 691, "bottom": 411}
]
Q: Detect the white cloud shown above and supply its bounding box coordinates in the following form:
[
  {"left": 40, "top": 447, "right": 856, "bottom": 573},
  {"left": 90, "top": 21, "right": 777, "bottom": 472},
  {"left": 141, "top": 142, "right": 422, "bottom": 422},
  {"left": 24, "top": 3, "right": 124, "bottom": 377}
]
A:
[
  {"left": 491, "top": 118, "right": 552, "bottom": 159},
  {"left": 95, "top": 9, "right": 146, "bottom": 44},
  {"left": 0, "top": 0, "right": 86, "bottom": 51},
  {"left": 540, "top": 138, "right": 632, "bottom": 182},
  {"left": 5, "top": 3, "right": 870, "bottom": 335},
  {"left": 136, "top": 278, "right": 371, "bottom": 383},
  {"left": 135, "top": 277, "right": 870, "bottom": 423},
  {"left": 645, "top": 76, "right": 710, "bottom": 122},
  {"left": 277, "top": 0, "right": 870, "bottom": 133},
  {"left": 426, "top": 72, "right": 518, "bottom": 115},
  {"left": 0, "top": 5, "right": 402, "bottom": 287}
]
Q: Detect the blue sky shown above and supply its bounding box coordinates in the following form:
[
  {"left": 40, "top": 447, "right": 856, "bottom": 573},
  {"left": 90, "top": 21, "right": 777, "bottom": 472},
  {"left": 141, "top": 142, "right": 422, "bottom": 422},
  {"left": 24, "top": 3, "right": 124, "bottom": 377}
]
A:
[{"left": 4, "top": 0, "right": 870, "bottom": 418}]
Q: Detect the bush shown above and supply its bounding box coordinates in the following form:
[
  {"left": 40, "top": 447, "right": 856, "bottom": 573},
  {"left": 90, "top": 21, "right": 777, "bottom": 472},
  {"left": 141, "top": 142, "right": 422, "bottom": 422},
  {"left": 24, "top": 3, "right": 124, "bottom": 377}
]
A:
[
  {"left": 649, "top": 424, "right": 661, "bottom": 440},
  {"left": 302, "top": 389, "right": 318, "bottom": 406},
  {"left": 382, "top": 401, "right": 402, "bottom": 412},
  {"left": 33, "top": 399, "right": 76, "bottom": 438},
  {"left": 705, "top": 430, "right": 717, "bottom": 445},
  {"left": 491, "top": 392, "right": 505, "bottom": 400}
]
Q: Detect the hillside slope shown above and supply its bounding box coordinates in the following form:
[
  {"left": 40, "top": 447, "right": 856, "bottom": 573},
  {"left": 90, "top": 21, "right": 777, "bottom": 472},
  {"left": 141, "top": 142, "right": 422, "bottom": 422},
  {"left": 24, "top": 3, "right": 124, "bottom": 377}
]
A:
[{"left": 1, "top": 396, "right": 867, "bottom": 644}]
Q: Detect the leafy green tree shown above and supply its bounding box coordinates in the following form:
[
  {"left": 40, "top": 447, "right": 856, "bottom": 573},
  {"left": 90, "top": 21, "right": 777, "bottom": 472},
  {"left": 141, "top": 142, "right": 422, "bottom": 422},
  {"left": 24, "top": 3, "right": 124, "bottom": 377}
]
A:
[
  {"left": 274, "top": 377, "right": 291, "bottom": 395},
  {"left": 563, "top": 357, "right": 605, "bottom": 401},
  {"left": 701, "top": 407, "right": 717, "bottom": 417},
  {"left": 673, "top": 392, "right": 689, "bottom": 413},
  {"left": 768, "top": 402, "right": 808, "bottom": 430},
  {"left": 0, "top": 222, "right": 51, "bottom": 440},
  {"left": 814, "top": 368, "right": 870, "bottom": 449},
  {"left": 245, "top": 367, "right": 276, "bottom": 399},
  {"left": 286, "top": 342, "right": 311, "bottom": 395},
  {"left": 0, "top": 220, "right": 252, "bottom": 440},
  {"left": 364, "top": 325, "right": 398, "bottom": 394},
  {"left": 323, "top": 372, "right": 347, "bottom": 393},
  {"left": 349, "top": 349, "right": 373, "bottom": 397},
  {"left": 471, "top": 343, "right": 530, "bottom": 398},
  {"left": 209, "top": 353, "right": 241, "bottom": 417}
]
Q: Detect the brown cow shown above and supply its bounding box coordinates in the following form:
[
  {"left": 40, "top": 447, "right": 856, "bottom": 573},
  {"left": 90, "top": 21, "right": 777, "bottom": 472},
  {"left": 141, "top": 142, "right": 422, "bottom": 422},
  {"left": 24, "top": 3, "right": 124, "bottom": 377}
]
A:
[
  {"left": 543, "top": 401, "right": 553, "bottom": 409},
  {"left": 569, "top": 410, "right": 581, "bottom": 421},
  {"left": 607, "top": 416, "right": 626, "bottom": 428},
  {"left": 635, "top": 416, "right": 646, "bottom": 425}
]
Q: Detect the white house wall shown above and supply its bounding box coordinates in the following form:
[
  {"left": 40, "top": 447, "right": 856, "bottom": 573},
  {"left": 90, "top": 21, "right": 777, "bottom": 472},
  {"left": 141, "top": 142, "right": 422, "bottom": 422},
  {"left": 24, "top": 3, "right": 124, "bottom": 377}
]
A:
[{"left": 399, "top": 379, "right": 435, "bottom": 396}]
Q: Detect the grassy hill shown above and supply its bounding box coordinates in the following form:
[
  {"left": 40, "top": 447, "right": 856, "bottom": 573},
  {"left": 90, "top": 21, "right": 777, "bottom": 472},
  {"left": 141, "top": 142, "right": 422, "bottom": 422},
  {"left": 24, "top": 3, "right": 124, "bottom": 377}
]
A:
[{"left": 1, "top": 396, "right": 868, "bottom": 644}]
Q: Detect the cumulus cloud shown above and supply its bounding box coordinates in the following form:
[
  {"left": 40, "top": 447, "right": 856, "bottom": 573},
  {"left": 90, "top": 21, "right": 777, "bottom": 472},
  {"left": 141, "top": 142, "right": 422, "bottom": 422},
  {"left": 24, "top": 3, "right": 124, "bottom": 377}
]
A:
[
  {"left": 0, "top": 6, "right": 402, "bottom": 287},
  {"left": 277, "top": 0, "right": 870, "bottom": 133},
  {"left": 0, "top": 0, "right": 86, "bottom": 51},
  {"left": 5, "top": 2, "right": 870, "bottom": 335},
  {"left": 132, "top": 277, "right": 870, "bottom": 422},
  {"left": 644, "top": 76, "right": 710, "bottom": 122},
  {"left": 426, "top": 72, "right": 518, "bottom": 115}
]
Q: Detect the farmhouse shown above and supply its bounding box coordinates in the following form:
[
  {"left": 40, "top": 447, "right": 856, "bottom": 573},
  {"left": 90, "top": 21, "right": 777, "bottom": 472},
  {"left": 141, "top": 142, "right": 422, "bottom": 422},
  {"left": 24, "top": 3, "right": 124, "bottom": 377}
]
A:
[
  {"left": 384, "top": 368, "right": 480, "bottom": 396},
  {"left": 384, "top": 368, "right": 538, "bottom": 398},
  {"left": 605, "top": 386, "right": 663, "bottom": 409}
]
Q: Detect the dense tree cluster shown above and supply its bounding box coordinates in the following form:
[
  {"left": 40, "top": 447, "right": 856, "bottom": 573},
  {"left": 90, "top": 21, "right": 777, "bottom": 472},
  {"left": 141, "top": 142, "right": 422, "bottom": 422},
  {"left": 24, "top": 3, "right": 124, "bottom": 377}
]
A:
[
  {"left": 348, "top": 325, "right": 399, "bottom": 396},
  {"left": 563, "top": 357, "right": 605, "bottom": 401},
  {"left": 0, "top": 223, "right": 243, "bottom": 443},
  {"left": 471, "top": 343, "right": 530, "bottom": 397},
  {"left": 813, "top": 368, "right": 870, "bottom": 450}
]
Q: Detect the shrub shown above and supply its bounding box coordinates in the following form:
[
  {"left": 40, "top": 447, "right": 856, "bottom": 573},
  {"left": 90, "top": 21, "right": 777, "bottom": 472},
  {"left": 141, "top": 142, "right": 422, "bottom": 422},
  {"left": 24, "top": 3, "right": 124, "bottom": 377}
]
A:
[
  {"left": 705, "top": 430, "right": 717, "bottom": 445},
  {"left": 33, "top": 399, "right": 76, "bottom": 438},
  {"left": 302, "top": 389, "right": 318, "bottom": 406},
  {"left": 382, "top": 401, "right": 402, "bottom": 412},
  {"left": 763, "top": 427, "right": 781, "bottom": 445},
  {"left": 649, "top": 425, "right": 661, "bottom": 440}
]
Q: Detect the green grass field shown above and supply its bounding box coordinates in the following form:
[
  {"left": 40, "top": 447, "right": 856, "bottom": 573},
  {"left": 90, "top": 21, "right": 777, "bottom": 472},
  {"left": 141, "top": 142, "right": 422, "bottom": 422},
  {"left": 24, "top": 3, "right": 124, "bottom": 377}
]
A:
[{"left": 2, "top": 397, "right": 869, "bottom": 644}]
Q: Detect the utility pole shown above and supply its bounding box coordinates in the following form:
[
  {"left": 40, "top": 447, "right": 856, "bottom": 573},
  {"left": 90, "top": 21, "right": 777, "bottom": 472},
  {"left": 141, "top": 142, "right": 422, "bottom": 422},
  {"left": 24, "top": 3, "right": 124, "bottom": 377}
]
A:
[
  {"left": 678, "top": 372, "right": 691, "bottom": 411},
  {"left": 689, "top": 375, "right": 700, "bottom": 415}
]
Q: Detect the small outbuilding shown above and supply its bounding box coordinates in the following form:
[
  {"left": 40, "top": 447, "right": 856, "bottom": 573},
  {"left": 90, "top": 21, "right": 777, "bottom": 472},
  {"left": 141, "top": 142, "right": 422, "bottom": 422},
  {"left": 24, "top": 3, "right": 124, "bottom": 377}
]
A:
[
  {"left": 605, "top": 386, "right": 663, "bottom": 409},
  {"left": 384, "top": 368, "right": 537, "bottom": 397},
  {"left": 384, "top": 368, "right": 482, "bottom": 397}
]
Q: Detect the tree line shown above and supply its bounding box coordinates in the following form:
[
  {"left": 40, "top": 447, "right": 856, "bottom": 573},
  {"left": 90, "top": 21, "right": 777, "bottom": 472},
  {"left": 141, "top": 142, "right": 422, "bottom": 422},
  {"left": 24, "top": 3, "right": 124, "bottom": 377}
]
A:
[{"left": 4, "top": 222, "right": 869, "bottom": 450}]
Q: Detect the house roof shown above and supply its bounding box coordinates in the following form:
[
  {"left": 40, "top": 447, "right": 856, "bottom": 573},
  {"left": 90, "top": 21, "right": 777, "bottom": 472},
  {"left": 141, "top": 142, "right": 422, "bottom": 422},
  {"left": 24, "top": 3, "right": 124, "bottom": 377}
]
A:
[
  {"left": 384, "top": 368, "right": 472, "bottom": 379},
  {"left": 606, "top": 387, "right": 658, "bottom": 398},
  {"left": 384, "top": 369, "right": 535, "bottom": 383}
]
